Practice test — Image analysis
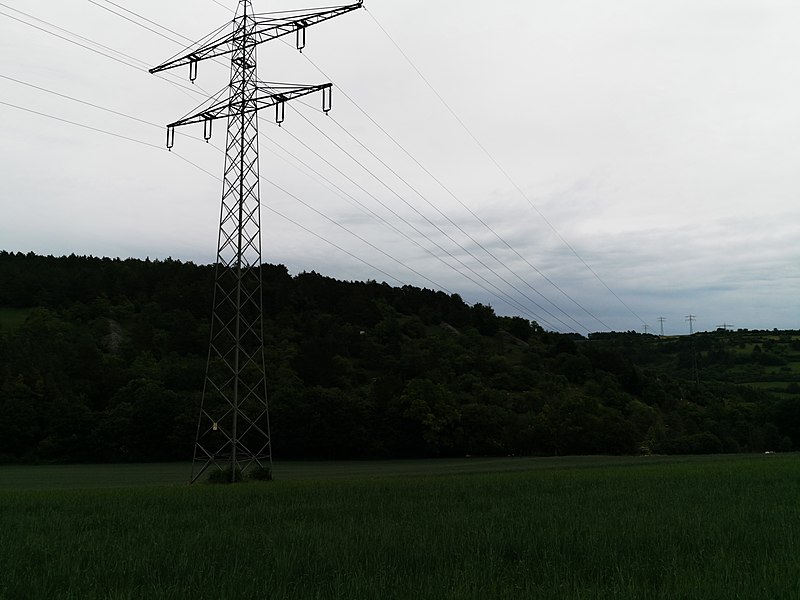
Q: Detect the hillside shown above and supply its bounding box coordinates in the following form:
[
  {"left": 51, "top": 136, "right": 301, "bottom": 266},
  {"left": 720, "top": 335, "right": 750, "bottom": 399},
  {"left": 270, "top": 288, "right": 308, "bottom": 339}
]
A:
[{"left": 0, "top": 250, "right": 798, "bottom": 463}]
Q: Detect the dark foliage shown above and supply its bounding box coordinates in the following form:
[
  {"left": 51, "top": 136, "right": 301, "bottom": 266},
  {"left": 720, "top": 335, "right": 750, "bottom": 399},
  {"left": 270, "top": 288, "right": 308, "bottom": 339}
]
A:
[{"left": 0, "top": 250, "right": 798, "bottom": 463}]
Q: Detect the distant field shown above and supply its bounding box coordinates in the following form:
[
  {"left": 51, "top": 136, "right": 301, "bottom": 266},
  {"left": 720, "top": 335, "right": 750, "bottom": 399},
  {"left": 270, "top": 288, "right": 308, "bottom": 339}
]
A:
[
  {"left": 1, "top": 455, "right": 798, "bottom": 599},
  {"left": 0, "top": 307, "right": 32, "bottom": 331}
]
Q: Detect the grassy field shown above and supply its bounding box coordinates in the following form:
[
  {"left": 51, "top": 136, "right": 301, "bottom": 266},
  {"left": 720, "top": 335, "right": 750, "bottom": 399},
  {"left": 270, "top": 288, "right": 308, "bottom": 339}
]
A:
[
  {"left": 1, "top": 455, "right": 799, "bottom": 599},
  {"left": 0, "top": 455, "right": 711, "bottom": 490}
]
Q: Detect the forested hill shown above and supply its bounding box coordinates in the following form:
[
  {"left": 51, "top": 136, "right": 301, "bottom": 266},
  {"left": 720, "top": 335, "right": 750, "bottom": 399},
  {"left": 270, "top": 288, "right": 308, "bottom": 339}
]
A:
[{"left": 1, "top": 250, "right": 798, "bottom": 464}]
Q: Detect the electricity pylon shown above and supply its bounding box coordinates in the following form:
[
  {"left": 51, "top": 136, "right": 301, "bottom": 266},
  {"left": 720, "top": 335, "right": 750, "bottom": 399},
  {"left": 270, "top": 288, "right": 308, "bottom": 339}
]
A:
[
  {"left": 150, "top": 0, "right": 363, "bottom": 483},
  {"left": 685, "top": 314, "right": 697, "bottom": 335},
  {"left": 685, "top": 315, "right": 699, "bottom": 383}
]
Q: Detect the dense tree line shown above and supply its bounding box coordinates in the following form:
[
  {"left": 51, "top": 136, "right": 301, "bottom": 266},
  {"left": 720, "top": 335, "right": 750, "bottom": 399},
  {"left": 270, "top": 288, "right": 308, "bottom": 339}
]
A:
[{"left": 0, "top": 251, "right": 797, "bottom": 463}]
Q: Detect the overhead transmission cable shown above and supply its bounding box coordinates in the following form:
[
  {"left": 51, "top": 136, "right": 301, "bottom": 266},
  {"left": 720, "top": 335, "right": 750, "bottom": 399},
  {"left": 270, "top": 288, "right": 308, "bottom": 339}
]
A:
[
  {"left": 81, "top": 0, "right": 572, "bottom": 329},
  {"left": 0, "top": 6, "right": 459, "bottom": 313},
  {"left": 0, "top": 86, "right": 415, "bottom": 288},
  {"left": 279, "top": 119, "right": 561, "bottom": 329},
  {"left": 263, "top": 123, "right": 556, "bottom": 323},
  {"left": 43, "top": 1, "right": 565, "bottom": 328},
  {"left": 87, "top": 0, "right": 192, "bottom": 47},
  {"left": 260, "top": 121, "right": 559, "bottom": 327},
  {"left": 294, "top": 51, "right": 612, "bottom": 331},
  {"left": 0, "top": 3, "right": 211, "bottom": 99},
  {"left": 210, "top": 0, "right": 235, "bottom": 14},
  {"left": 259, "top": 133, "right": 481, "bottom": 297},
  {"left": 0, "top": 98, "right": 163, "bottom": 151},
  {"left": 261, "top": 203, "right": 404, "bottom": 287},
  {"left": 87, "top": 0, "right": 233, "bottom": 75},
  {"left": 1, "top": 73, "right": 169, "bottom": 131},
  {"left": 297, "top": 97, "right": 593, "bottom": 333},
  {"left": 364, "top": 7, "right": 649, "bottom": 330},
  {"left": 263, "top": 176, "right": 453, "bottom": 294},
  {"left": 0, "top": 7, "right": 141, "bottom": 70},
  {"left": 0, "top": 71, "right": 229, "bottom": 160},
  {"left": 273, "top": 20, "right": 601, "bottom": 331},
  {"left": 87, "top": 0, "right": 570, "bottom": 329},
  {"left": 0, "top": 9, "right": 428, "bottom": 292},
  {"left": 0, "top": 95, "right": 216, "bottom": 179},
  {"left": 288, "top": 104, "right": 576, "bottom": 331},
  {"left": 80, "top": 0, "right": 616, "bottom": 332}
]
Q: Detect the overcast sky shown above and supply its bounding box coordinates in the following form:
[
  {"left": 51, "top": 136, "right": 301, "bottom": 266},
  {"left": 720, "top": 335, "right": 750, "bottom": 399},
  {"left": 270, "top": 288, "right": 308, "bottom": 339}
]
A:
[{"left": 1, "top": 0, "right": 798, "bottom": 333}]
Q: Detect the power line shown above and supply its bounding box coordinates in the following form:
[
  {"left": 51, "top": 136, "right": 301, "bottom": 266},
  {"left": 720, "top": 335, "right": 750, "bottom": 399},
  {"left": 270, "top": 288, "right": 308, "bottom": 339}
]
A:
[
  {"left": 14, "top": 1, "right": 562, "bottom": 329},
  {"left": 88, "top": 0, "right": 192, "bottom": 47},
  {"left": 364, "top": 6, "right": 648, "bottom": 330},
  {"left": 258, "top": 124, "right": 557, "bottom": 328},
  {"left": 263, "top": 204, "right": 403, "bottom": 287},
  {"left": 263, "top": 177, "right": 453, "bottom": 294},
  {"left": 295, "top": 55, "right": 613, "bottom": 331},
  {"left": 143, "top": 15, "right": 568, "bottom": 327},
  {"left": 0, "top": 6, "right": 143, "bottom": 70},
  {"left": 84, "top": 0, "right": 572, "bottom": 329},
  {"left": 258, "top": 133, "right": 487, "bottom": 300},
  {"left": 294, "top": 101, "right": 588, "bottom": 331},
  {"left": 5, "top": 44, "right": 423, "bottom": 293},
  {"left": 261, "top": 130, "right": 561, "bottom": 322},
  {"left": 0, "top": 3, "right": 209, "bottom": 98},
  {"left": 281, "top": 17, "right": 607, "bottom": 331},
  {"left": 279, "top": 119, "right": 562, "bottom": 329},
  {"left": 0, "top": 72, "right": 226, "bottom": 163},
  {"left": 285, "top": 105, "right": 572, "bottom": 329},
  {"left": 0, "top": 98, "right": 163, "bottom": 151},
  {"left": 87, "top": 0, "right": 233, "bottom": 75},
  {"left": 0, "top": 7, "right": 448, "bottom": 305},
  {"left": 0, "top": 95, "right": 223, "bottom": 181},
  {"left": 210, "top": 0, "right": 235, "bottom": 14},
  {"left": 0, "top": 73, "right": 160, "bottom": 130},
  {"left": 7, "top": 0, "right": 611, "bottom": 335},
  {"left": 1, "top": 3, "right": 505, "bottom": 317},
  {"left": 0, "top": 83, "right": 421, "bottom": 292},
  {"left": 316, "top": 105, "right": 593, "bottom": 333},
  {"left": 0, "top": 38, "right": 414, "bottom": 291},
  {"left": 259, "top": 136, "right": 559, "bottom": 325}
]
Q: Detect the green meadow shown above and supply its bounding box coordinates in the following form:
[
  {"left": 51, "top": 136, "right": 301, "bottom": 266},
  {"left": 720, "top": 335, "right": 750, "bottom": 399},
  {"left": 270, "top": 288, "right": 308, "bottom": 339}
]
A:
[{"left": 1, "top": 455, "right": 799, "bottom": 599}]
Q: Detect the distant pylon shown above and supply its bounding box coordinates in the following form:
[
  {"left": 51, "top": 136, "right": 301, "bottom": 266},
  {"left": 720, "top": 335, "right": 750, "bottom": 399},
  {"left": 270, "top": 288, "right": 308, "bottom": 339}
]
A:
[
  {"left": 658, "top": 317, "right": 666, "bottom": 336},
  {"left": 150, "top": 0, "right": 363, "bottom": 483},
  {"left": 685, "top": 314, "right": 697, "bottom": 335},
  {"left": 685, "top": 315, "right": 700, "bottom": 383}
]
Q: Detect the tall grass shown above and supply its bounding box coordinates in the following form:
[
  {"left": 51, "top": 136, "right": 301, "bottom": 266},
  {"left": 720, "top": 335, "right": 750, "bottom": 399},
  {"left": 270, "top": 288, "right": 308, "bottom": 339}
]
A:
[{"left": 1, "top": 455, "right": 798, "bottom": 599}]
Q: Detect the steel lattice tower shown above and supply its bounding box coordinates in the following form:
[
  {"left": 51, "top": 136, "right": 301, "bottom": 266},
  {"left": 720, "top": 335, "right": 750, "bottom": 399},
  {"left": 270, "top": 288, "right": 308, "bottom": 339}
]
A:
[{"left": 150, "top": 0, "right": 363, "bottom": 483}]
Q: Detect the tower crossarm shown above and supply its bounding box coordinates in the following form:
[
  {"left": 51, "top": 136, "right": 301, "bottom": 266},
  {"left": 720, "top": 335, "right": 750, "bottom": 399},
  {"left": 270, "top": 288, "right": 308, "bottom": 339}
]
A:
[
  {"left": 149, "top": 1, "right": 363, "bottom": 75},
  {"left": 167, "top": 82, "right": 331, "bottom": 129}
]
